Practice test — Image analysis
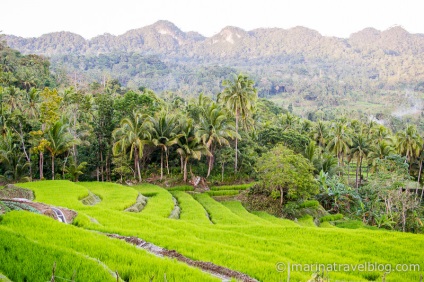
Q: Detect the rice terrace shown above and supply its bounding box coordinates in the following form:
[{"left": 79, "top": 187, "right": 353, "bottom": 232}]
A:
[{"left": 0, "top": 180, "right": 422, "bottom": 281}]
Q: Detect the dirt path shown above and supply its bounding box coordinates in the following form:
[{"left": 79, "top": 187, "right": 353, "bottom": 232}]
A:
[
  {"left": 0, "top": 198, "right": 76, "bottom": 223},
  {"left": 106, "top": 233, "right": 259, "bottom": 282}
]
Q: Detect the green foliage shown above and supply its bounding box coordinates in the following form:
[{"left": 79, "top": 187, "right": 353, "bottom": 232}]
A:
[
  {"left": 255, "top": 144, "right": 318, "bottom": 204},
  {"left": 297, "top": 215, "right": 317, "bottom": 227},
  {"left": 320, "top": 213, "right": 344, "bottom": 222},
  {"left": 170, "top": 191, "right": 210, "bottom": 224},
  {"left": 167, "top": 185, "right": 194, "bottom": 191},
  {"left": 0, "top": 212, "right": 217, "bottom": 281},
  {"left": 298, "top": 200, "right": 319, "bottom": 208},
  {"left": 206, "top": 190, "right": 240, "bottom": 196},
  {"left": 210, "top": 182, "right": 256, "bottom": 190}
]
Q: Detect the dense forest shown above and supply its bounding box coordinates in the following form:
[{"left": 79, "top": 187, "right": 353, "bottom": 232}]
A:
[{"left": 1, "top": 32, "right": 424, "bottom": 234}]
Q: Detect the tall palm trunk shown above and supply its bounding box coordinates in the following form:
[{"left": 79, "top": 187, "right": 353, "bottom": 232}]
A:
[
  {"left": 207, "top": 155, "right": 214, "bottom": 178},
  {"left": 134, "top": 148, "right": 142, "bottom": 182},
  {"left": 160, "top": 148, "right": 164, "bottom": 180},
  {"left": 39, "top": 152, "right": 44, "bottom": 180},
  {"left": 134, "top": 147, "right": 141, "bottom": 182},
  {"left": 234, "top": 110, "right": 239, "bottom": 173},
  {"left": 51, "top": 155, "right": 55, "bottom": 180},
  {"left": 207, "top": 146, "right": 214, "bottom": 178},
  {"left": 355, "top": 158, "right": 360, "bottom": 189},
  {"left": 183, "top": 157, "right": 188, "bottom": 182},
  {"left": 180, "top": 155, "right": 183, "bottom": 174},
  {"left": 417, "top": 158, "right": 423, "bottom": 194},
  {"left": 166, "top": 149, "right": 170, "bottom": 175}
]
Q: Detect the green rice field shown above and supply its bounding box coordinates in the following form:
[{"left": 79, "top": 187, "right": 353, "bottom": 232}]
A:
[{"left": 1, "top": 180, "right": 423, "bottom": 281}]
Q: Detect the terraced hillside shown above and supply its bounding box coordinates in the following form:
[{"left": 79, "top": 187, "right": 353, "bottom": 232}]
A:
[{"left": 1, "top": 180, "right": 423, "bottom": 281}]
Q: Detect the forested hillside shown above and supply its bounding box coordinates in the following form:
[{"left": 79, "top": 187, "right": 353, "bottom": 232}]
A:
[{"left": 5, "top": 21, "right": 424, "bottom": 119}]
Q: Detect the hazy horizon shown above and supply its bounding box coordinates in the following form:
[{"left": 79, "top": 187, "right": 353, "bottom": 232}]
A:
[{"left": 1, "top": 0, "right": 423, "bottom": 39}]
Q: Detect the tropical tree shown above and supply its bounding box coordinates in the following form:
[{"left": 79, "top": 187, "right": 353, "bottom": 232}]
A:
[
  {"left": 280, "top": 112, "right": 298, "bottom": 131},
  {"left": 64, "top": 159, "right": 87, "bottom": 182},
  {"left": 197, "top": 102, "right": 236, "bottom": 177},
  {"left": 255, "top": 144, "right": 318, "bottom": 205},
  {"left": 176, "top": 118, "right": 210, "bottom": 182},
  {"left": 312, "top": 120, "right": 329, "bottom": 150},
  {"left": 396, "top": 125, "right": 422, "bottom": 171},
  {"left": 327, "top": 122, "right": 352, "bottom": 167},
  {"left": 112, "top": 111, "right": 150, "bottom": 182},
  {"left": 370, "top": 124, "right": 392, "bottom": 145},
  {"left": 45, "top": 120, "right": 74, "bottom": 180},
  {"left": 23, "top": 87, "right": 40, "bottom": 119},
  {"left": 369, "top": 141, "right": 395, "bottom": 161},
  {"left": 149, "top": 111, "right": 180, "bottom": 180},
  {"left": 350, "top": 134, "right": 371, "bottom": 189},
  {"left": 218, "top": 74, "right": 257, "bottom": 173},
  {"left": 0, "top": 129, "right": 30, "bottom": 182},
  {"left": 3, "top": 86, "right": 22, "bottom": 112}
]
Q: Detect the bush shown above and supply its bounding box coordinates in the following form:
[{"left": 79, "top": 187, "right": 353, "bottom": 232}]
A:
[
  {"left": 206, "top": 190, "right": 240, "bottom": 196},
  {"left": 298, "top": 200, "right": 319, "bottom": 208},
  {"left": 167, "top": 185, "right": 194, "bottom": 191},
  {"left": 320, "top": 213, "right": 343, "bottom": 222},
  {"left": 210, "top": 183, "right": 256, "bottom": 191}
]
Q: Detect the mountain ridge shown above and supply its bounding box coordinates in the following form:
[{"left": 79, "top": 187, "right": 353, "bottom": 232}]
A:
[{"left": 6, "top": 20, "right": 424, "bottom": 58}]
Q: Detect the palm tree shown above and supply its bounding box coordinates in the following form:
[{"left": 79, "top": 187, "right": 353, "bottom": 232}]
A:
[
  {"left": 45, "top": 121, "right": 74, "bottom": 180},
  {"left": 370, "top": 124, "right": 392, "bottom": 145},
  {"left": 197, "top": 102, "right": 236, "bottom": 177},
  {"left": 3, "top": 86, "right": 22, "bottom": 112},
  {"left": 312, "top": 120, "right": 329, "bottom": 150},
  {"left": 113, "top": 111, "right": 150, "bottom": 182},
  {"left": 0, "top": 129, "right": 30, "bottom": 183},
  {"left": 218, "top": 74, "right": 257, "bottom": 173},
  {"left": 24, "top": 87, "right": 40, "bottom": 119},
  {"left": 396, "top": 125, "right": 422, "bottom": 172},
  {"left": 280, "top": 112, "right": 298, "bottom": 131},
  {"left": 149, "top": 111, "right": 180, "bottom": 180},
  {"left": 176, "top": 118, "right": 210, "bottom": 182},
  {"left": 327, "top": 122, "right": 352, "bottom": 167},
  {"left": 369, "top": 141, "right": 395, "bottom": 160},
  {"left": 350, "top": 134, "right": 371, "bottom": 189},
  {"left": 64, "top": 159, "right": 87, "bottom": 182}
]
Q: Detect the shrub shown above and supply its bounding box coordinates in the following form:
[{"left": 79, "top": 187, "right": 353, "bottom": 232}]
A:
[
  {"left": 298, "top": 200, "right": 319, "bottom": 208},
  {"left": 210, "top": 183, "right": 256, "bottom": 191},
  {"left": 320, "top": 213, "right": 343, "bottom": 222},
  {"left": 206, "top": 190, "right": 240, "bottom": 196},
  {"left": 167, "top": 185, "right": 194, "bottom": 191}
]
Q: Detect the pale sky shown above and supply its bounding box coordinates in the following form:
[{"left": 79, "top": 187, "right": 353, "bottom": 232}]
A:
[{"left": 1, "top": 0, "right": 423, "bottom": 39}]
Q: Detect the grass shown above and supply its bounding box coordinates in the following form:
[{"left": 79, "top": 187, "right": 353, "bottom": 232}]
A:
[
  {"left": 79, "top": 182, "right": 139, "bottom": 211},
  {"left": 6, "top": 180, "right": 424, "bottom": 281},
  {"left": 297, "top": 215, "right": 317, "bottom": 227},
  {"left": 210, "top": 183, "right": 256, "bottom": 191},
  {"left": 206, "top": 190, "right": 240, "bottom": 196},
  {"left": 133, "top": 183, "right": 175, "bottom": 218},
  {"left": 167, "top": 185, "right": 195, "bottom": 191},
  {"left": 320, "top": 213, "right": 344, "bottom": 222},
  {"left": 171, "top": 191, "right": 211, "bottom": 224},
  {"left": 251, "top": 211, "right": 300, "bottom": 227},
  {"left": 0, "top": 212, "right": 218, "bottom": 282},
  {"left": 193, "top": 194, "right": 249, "bottom": 225}
]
